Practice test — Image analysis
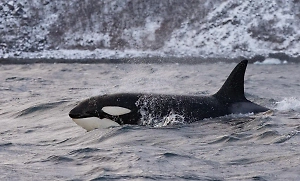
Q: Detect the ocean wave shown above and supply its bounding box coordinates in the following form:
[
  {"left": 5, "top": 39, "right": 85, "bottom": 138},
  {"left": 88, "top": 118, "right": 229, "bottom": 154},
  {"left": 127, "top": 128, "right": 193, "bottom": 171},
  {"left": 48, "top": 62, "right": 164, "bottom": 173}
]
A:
[{"left": 15, "top": 100, "right": 70, "bottom": 118}]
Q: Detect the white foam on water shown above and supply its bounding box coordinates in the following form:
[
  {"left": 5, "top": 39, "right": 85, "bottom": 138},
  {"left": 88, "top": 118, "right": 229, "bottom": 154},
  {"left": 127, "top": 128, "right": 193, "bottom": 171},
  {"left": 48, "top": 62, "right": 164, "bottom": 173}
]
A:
[
  {"left": 139, "top": 108, "right": 186, "bottom": 128},
  {"left": 254, "top": 58, "right": 288, "bottom": 65},
  {"left": 275, "top": 97, "right": 300, "bottom": 111}
]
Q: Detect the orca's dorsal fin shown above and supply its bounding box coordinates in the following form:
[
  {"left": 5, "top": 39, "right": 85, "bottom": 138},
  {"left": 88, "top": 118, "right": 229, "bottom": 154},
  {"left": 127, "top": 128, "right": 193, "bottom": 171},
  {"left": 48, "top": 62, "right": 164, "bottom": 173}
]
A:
[{"left": 214, "top": 60, "right": 248, "bottom": 102}]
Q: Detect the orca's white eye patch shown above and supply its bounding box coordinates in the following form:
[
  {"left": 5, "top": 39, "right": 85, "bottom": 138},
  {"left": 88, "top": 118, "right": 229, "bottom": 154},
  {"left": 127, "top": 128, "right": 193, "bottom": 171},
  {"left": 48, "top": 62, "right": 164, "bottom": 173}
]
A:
[{"left": 102, "top": 106, "right": 131, "bottom": 116}]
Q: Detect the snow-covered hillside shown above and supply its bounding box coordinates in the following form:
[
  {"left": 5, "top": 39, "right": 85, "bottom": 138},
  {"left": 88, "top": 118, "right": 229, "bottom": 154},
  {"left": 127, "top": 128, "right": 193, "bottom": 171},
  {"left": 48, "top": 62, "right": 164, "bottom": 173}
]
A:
[{"left": 0, "top": 0, "right": 299, "bottom": 60}]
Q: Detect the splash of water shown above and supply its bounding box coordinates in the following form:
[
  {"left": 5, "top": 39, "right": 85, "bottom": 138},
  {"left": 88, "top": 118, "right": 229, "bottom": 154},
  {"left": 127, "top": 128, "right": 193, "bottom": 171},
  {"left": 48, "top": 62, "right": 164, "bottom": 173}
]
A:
[{"left": 275, "top": 97, "right": 300, "bottom": 111}]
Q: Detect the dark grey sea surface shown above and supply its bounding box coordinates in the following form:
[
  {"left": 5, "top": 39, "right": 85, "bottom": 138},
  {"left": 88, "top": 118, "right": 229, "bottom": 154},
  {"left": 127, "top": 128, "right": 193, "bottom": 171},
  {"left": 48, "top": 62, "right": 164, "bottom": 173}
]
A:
[{"left": 0, "top": 61, "right": 299, "bottom": 180}]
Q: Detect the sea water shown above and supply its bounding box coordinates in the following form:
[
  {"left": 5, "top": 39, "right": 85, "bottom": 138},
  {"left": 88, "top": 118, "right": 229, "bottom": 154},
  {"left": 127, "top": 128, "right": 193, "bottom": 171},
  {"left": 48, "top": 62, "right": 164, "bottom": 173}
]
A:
[{"left": 0, "top": 61, "right": 299, "bottom": 180}]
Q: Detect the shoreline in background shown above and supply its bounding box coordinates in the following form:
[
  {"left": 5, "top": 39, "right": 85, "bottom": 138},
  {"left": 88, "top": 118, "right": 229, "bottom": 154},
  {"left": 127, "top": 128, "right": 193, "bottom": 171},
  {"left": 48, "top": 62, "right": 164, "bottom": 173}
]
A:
[{"left": 0, "top": 53, "right": 299, "bottom": 64}]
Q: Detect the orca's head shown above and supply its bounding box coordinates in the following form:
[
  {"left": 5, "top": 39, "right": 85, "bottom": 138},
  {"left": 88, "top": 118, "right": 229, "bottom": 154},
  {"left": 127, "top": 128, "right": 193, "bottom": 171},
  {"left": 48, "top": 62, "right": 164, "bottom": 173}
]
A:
[
  {"left": 69, "top": 98, "right": 98, "bottom": 119},
  {"left": 69, "top": 96, "right": 131, "bottom": 131}
]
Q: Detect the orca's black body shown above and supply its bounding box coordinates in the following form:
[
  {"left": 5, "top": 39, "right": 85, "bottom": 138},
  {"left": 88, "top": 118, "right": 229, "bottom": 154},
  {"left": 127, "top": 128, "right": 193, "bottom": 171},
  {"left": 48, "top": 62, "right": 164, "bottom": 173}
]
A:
[{"left": 69, "top": 60, "right": 269, "bottom": 131}]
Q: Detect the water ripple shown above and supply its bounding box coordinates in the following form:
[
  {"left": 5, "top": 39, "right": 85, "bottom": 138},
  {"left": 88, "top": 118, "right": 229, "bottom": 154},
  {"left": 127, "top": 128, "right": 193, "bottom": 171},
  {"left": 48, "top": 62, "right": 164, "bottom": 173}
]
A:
[{"left": 15, "top": 100, "right": 69, "bottom": 118}]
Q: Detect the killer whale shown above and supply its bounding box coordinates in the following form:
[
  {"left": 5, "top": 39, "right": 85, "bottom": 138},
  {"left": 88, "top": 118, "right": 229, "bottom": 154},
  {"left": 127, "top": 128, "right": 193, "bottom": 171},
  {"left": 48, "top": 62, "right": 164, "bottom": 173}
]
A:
[{"left": 69, "top": 60, "right": 269, "bottom": 131}]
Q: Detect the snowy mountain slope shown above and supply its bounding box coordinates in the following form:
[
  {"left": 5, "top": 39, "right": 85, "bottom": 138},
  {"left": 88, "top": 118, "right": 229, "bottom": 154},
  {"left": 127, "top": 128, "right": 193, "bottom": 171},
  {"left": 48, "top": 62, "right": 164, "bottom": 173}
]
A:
[{"left": 0, "top": 0, "right": 299, "bottom": 60}]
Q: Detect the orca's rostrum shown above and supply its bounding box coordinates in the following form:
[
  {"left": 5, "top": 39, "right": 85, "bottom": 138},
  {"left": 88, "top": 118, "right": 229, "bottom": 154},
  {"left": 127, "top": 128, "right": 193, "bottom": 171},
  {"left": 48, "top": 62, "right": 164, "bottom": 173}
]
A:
[{"left": 69, "top": 60, "right": 269, "bottom": 131}]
